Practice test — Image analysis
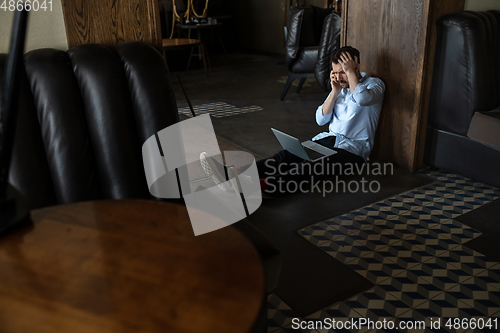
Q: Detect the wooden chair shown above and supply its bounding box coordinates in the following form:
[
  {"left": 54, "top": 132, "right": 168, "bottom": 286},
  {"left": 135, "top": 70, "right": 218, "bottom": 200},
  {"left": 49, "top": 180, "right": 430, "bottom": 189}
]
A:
[
  {"left": 160, "top": 1, "right": 212, "bottom": 77},
  {"left": 162, "top": 38, "right": 212, "bottom": 77}
]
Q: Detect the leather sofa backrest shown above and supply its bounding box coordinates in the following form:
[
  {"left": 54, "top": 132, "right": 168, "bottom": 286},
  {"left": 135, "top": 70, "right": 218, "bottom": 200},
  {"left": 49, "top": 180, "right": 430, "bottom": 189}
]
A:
[
  {"left": 0, "top": 42, "right": 179, "bottom": 210},
  {"left": 428, "top": 10, "right": 500, "bottom": 136},
  {"left": 285, "top": 7, "right": 307, "bottom": 68},
  {"left": 315, "top": 12, "right": 342, "bottom": 91}
]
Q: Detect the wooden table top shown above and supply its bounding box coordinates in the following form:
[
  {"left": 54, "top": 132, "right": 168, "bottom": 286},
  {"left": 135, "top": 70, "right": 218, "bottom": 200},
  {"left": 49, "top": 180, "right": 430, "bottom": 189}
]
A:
[
  {"left": 162, "top": 38, "right": 202, "bottom": 48},
  {"left": 0, "top": 200, "right": 265, "bottom": 333}
]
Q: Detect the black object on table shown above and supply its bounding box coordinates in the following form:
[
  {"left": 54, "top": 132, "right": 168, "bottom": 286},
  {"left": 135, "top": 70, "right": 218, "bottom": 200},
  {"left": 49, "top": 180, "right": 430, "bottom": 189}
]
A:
[{"left": 0, "top": 9, "right": 30, "bottom": 233}]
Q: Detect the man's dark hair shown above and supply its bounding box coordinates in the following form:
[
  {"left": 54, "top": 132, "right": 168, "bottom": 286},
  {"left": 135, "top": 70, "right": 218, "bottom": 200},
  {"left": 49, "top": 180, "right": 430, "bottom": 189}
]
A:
[{"left": 330, "top": 46, "right": 360, "bottom": 64}]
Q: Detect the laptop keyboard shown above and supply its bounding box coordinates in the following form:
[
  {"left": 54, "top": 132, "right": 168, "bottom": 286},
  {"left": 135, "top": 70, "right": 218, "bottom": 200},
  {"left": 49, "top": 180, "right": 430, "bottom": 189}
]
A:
[{"left": 303, "top": 146, "right": 325, "bottom": 160}]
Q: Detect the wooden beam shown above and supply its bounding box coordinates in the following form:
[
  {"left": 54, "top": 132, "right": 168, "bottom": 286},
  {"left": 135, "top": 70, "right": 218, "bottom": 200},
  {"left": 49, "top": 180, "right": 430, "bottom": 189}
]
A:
[{"left": 61, "top": 0, "right": 162, "bottom": 51}]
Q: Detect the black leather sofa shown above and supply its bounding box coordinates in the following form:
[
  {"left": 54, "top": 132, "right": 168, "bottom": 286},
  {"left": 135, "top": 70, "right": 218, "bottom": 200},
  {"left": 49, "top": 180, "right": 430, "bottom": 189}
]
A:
[
  {"left": 0, "top": 42, "right": 280, "bottom": 296},
  {"left": 426, "top": 10, "right": 500, "bottom": 188}
]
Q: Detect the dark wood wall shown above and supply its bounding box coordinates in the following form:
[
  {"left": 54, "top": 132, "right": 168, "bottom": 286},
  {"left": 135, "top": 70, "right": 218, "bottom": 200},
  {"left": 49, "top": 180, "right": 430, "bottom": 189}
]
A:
[
  {"left": 61, "top": 0, "right": 162, "bottom": 51},
  {"left": 341, "top": 0, "right": 464, "bottom": 171}
]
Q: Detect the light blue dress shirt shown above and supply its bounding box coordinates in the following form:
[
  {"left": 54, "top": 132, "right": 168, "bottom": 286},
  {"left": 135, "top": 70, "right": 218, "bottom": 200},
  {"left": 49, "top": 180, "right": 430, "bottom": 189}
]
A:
[{"left": 313, "top": 73, "right": 385, "bottom": 160}]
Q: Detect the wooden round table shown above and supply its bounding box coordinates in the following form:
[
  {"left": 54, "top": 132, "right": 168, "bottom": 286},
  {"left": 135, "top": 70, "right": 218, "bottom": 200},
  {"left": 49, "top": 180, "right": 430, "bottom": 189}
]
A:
[
  {"left": 162, "top": 37, "right": 202, "bottom": 49},
  {"left": 0, "top": 200, "right": 265, "bottom": 333}
]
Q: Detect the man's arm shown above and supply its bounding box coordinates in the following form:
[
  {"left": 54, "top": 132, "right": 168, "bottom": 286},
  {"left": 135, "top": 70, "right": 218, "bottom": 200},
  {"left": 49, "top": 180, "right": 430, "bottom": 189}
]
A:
[
  {"left": 351, "top": 79, "right": 385, "bottom": 106},
  {"left": 316, "top": 91, "right": 337, "bottom": 126},
  {"left": 321, "top": 70, "right": 342, "bottom": 116},
  {"left": 339, "top": 52, "right": 385, "bottom": 106}
]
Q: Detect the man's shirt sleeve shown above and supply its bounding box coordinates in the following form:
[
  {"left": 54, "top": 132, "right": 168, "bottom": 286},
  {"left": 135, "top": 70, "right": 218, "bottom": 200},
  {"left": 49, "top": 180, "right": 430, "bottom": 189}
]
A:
[
  {"left": 351, "top": 78, "right": 385, "bottom": 107},
  {"left": 316, "top": 91, "right": 334, "bottom": 126}
]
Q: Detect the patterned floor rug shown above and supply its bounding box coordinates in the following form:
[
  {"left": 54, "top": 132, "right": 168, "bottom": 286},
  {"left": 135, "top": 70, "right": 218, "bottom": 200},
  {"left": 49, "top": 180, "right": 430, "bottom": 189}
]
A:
[{"left": 267, "top": 170, "right": 500, "bottom": 332}]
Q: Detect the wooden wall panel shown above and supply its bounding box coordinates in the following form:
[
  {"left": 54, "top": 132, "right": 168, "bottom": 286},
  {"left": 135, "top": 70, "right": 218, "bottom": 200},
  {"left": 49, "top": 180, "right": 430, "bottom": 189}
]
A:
[
  {"left": 61, "top": 0, "right": 162, "bottom": 51},
  {"left": 341, "top": 0, "right": 464, "bottom": 171}
]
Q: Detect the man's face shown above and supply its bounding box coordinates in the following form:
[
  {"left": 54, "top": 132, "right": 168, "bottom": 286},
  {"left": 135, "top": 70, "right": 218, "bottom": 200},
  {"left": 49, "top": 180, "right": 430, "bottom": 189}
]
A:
[{"left": 331, "top": 62, "right": 349, "bottom": 88}]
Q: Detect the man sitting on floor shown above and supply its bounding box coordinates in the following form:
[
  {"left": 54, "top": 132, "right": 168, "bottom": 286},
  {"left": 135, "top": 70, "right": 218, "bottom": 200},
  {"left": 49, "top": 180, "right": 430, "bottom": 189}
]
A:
[{"left": 200, "top": 46, "right": 385, "bottom": 194}]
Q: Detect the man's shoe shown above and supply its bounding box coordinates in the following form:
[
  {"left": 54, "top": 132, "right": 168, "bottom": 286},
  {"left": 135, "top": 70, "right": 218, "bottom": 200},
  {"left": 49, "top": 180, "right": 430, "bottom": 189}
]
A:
[{"left": 200, "top": 152, "right": 232, "bottom": 191}]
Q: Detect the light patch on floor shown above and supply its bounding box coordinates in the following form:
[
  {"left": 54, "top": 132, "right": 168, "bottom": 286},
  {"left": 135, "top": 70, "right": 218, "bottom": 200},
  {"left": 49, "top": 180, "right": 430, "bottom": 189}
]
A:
[{"left": 178, "top": 102, "right": 263, "bottom": 118}]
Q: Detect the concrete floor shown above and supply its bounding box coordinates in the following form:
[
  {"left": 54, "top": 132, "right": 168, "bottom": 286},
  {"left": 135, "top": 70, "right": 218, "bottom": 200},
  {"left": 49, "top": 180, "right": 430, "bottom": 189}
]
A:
[
  {"left": 170, "top": 52, "right": 431, "bottom": 312},
  {"left": 170, "top": 53, "right": 500, "bottom": 326},
  {"left": 173, "top": 52, "right": 330, "bottom": 158}
]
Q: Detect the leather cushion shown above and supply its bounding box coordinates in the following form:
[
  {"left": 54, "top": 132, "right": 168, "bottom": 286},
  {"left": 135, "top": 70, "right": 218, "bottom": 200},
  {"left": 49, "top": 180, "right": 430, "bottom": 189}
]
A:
[
  {"left": 0, "top": 54, "right": 58, "bottom": 209},
  {"left": 429, "top": 11, "right": 500, "bottom": 136},
  {"left": 285, "top": 7, "right": 305, "bottom": 68},
  {"left": 315, "top": 12, "right": 341, "bottom": 91},
  {"left": 3, "top": 42, "right": 179, "bottom": 209},
  {"left": 285, "top": 6, "right": 324, "bottom": 69},
  {"left": 290, "top": 46, "right": 319, "bottom": 73}
]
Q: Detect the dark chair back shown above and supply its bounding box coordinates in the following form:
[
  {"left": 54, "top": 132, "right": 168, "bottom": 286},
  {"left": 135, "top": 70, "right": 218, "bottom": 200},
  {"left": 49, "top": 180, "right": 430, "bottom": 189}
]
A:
[
  {"left": 285, "top": 6, "right": 333, "bottom": 69},
  {"left": 315, "top": 10, "right": 341, "bottom": 91},
  {"left": 281, "top": 6, "right": 341, "bottom": 100}
]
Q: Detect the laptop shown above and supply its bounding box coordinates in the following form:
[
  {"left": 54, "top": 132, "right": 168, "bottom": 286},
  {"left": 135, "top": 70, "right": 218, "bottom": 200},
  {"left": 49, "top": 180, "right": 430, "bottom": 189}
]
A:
[{"left": 271, "top": 128, "right": 337, "bottom": 162}]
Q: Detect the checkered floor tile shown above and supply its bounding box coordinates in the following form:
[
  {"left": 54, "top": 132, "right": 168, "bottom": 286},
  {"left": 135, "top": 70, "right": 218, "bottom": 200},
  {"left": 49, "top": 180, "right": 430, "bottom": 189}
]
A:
[
  {"left": 267, "top": 294, "right": 302, "bottom": 332},
  {"left": 269, "top": 170, "right": 500, "bottom": 332},
  {"left": 178, "top": 101, "right": 263, "bottom": 118}
]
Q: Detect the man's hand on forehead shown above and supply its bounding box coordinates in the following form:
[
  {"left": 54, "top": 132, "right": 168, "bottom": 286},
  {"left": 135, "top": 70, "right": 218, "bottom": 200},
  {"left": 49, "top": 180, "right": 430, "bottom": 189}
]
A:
[
  {"left": 340, "top": 52, "right": 359, "bottom": 63},
  {"left": 338, "top": 52, "right": 359, "bottom": 74}
]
